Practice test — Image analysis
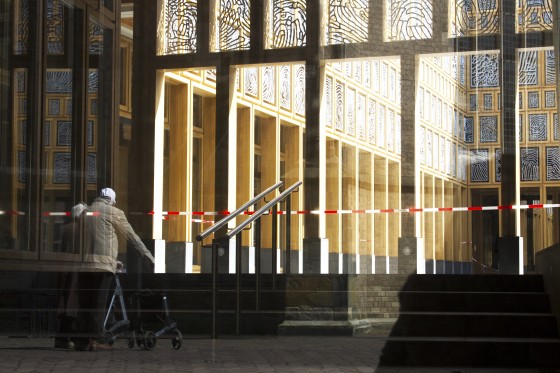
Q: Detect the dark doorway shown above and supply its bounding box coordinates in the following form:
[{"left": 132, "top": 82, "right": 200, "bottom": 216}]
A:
[{"left": 471, "top": 190, "right": 499, "bottom": 274}]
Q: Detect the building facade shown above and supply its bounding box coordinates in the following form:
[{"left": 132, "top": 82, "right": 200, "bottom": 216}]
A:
[{"left": 1, "top": 0, "right": 560, "bottom": 276}]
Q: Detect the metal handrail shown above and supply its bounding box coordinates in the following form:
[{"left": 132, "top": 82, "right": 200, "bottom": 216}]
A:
[
  {"left": 225, "top": 181, "right": 302, "bottom": 239},
  {"left": 195, "top": 181, "right": 283, "bottom": 242}
]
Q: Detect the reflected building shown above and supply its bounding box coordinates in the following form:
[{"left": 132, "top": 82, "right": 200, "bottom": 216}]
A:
[{"left": 1, "top": 0, "right": 560, "bottom": 277}]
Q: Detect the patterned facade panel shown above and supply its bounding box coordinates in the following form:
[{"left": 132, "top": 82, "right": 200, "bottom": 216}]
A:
[
  {"left": 545, "top": 50, "right": 556, "bottom": 84},
  {"left": 518, "top": 51, "right": 538, "bottom": 86},
  {"left": 495, "top": 148, "right": 502, "bottom": 182},
  {"left": 470, "top": 94, "right": 477, "bottom": 111},
  {"left": 470, "top": 149, "right": 489, "bottom": 182},
  {"left": 546, "top": 147, "right": 560, "bottom": 181},
  {"left": 263, "top": 66, "right": 275, "bottom": 104},
  {"left": 521, "top": 147, "right": 540, "bottom": 181},
  {"left": 452, "top": 0, "right": 499, "bottom": 37},
  {"left": 433, "top": 133, "right": 439, "bottom": 171},
  {"left": 46, "top": 70, "right": 72, "bottom": 94},
  {"left": 387, "top": 0, "right": 433, "bottom": 41},
  {"left": 439, "top": 136, "right": 445, "bottom": 172},
  {"left": 483, "top": 94, "right": 492, "bottom": 110},
  {"left": 464, "top": 117, "right": 474, "bottom": 143},
  {"left": 446, "top": 139, "right": 451, "bottom": 175},
  {"left": 18, "top": 151, "right": 27, "bottom": 183},
  {"left": 528, "top": 91, "right": 539, "bottom": 108},
  {"left": 294, "top": 65, "right": 305, "bottom": 116},
  {"left": 53, "top": 152, "right": 71, "bottom": 184},
  {"left": 160, "top": 0, "right": 197, "bottom": 55},
  {"left": 396, "top": 114, "right": 401, "bottom": 154},
  {"left": 470, "top": 54, "right": 499, "bottom": 88},
  {"left": 479, "top": 116, "right": 498, "bottom": 143},
  {"left": 419, "top": 126, "right": 425, "bottom": 165},
  {"left": 280, "top": 65, "right": 291, "bottom": 110},
  {"left": 517, "top": 0, "right": 553, "bottom": 32},
  {"left": 46, "top": 0, "right": 65, "bottom": 55},
  {"left": 87, "top": 121, "right": 94, "bottom": 146},
  {"left": 327, "top": 0, "right": 368, "bottom": 44},
  {"left": 426, "top": 130, "right": 432, "bottom": 167},
  {"left": 451, "top": 143, "right": 456, "bottom": 176},
  {"left": 335, "top": 81, "right": 344, "bottom": 131},
  {"left": 87, "top": 153, "right": 97, "bottom": 184},
  {"left": 387, "top": 110, "right": 394, "bottom": 151},
  {"left": 269, "top": 0, "right": 306, "bottom": 48},
  {"left": 357, "top": 94, "right": 366, "bottom": 140},
  {"left": 44, "top": 121, "right": 51, "bottom": 146},
  {"left": 545, "top": 91, "right": 555, "bottom": 108},
  {"left": 15, "top": 0, "right": 29, "bottom": 55},
  {"left": 217, "top": 0, "right": 250, "bottom": 51},
  {"left": 364, "top": 61, "right": 371, "bottom": 88},
  {"left": 346, "top": 88, "right": 356, "bottom": 136},
  {"left": 377, "top": 104, "right": 385, "bottom": 148},
  {"left": 368, "top": 99, "right": 376, "bottom": 144},
  {"left": 88, "top": 19, "right": 104, "bottom": 55},
  {"left": 244, "top": 67, "right": 258, "bottom": 97},
  {"left": 528, "top": 113, "right": 547, "bottom": 141},
  {"left": 56, "top": 121, "right": 72, "bottom": 146},
  {"left": 324, "top": 76, "right": 332, "bottom": 127},
  {"left": 554, "top": 113, "right": 559, "bottom": 140}
]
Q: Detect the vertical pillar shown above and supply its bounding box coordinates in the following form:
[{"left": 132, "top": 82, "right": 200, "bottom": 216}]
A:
[
  {"left": 398, "top": 51, "right": 424, "bottom": 274},
  {"left": 499, "top": 0, "right": 522, "bottom": 274},
  {"left": 302, "top": 0, "right": 328, "bottom": 273}
]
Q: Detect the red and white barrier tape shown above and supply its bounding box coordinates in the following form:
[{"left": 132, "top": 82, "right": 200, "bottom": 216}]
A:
[{"left": 33, "top": 203, "right": 560, "bottom": 218}]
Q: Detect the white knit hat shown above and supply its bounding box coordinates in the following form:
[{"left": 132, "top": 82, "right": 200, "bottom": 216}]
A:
[{"left": 100, "top": 187, "right": 116, "bottom": 204}]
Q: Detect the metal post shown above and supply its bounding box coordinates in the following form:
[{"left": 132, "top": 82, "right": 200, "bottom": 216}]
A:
[
  {"left": 211, "top": 239, "right": 218, "bottom": 339},
  {"left": 255, "top": 219, "right": 261, "bottom": 311},
  {"left": 235, "top": 233, "right": 242, "bottom": 335},
  {"left": 272, "top": 205, "right": 278, "bottom": 289},
  {"left": 286, "top": 196, "right": 291, "bottom": 275}
]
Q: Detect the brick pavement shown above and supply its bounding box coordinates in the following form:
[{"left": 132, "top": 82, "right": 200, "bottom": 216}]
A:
[{"left": 0, "top": 336, "right": 549, "bottom": 373}]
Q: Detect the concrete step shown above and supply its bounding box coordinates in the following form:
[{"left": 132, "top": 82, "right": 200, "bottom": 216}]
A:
[{"left": 400, "top": 274, "right": 545, "bottom": 292}]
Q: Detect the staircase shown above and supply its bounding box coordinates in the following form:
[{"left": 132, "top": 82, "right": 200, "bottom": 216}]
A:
[{"left": 378, "top": 274, "right": 560, "bottom": 368}]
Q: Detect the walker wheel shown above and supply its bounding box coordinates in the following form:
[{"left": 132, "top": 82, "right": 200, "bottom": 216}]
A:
[
  {"left": 128, "top": 331, "right": 135, "bottom": 349},
  {"left": 144, "top": 331, "right": 156, "bottom": 351},
  {"left": 136, "top": 330, "right": 145, "bottom": 349},
  {"left": 171, "top": 329, "right": 182, "bottom": 350}
]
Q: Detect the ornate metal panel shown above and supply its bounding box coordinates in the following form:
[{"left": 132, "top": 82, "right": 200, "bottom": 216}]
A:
[
  {"left": 263, "top": 66, "right": 276, "bottom": 103},
  {"left": 528, "top": 91, "right": 539, "bottom": 108},
  {"left": 470, "top": 149, "right": 489, "bottom": 182},
  {"left": 528, "top": 113, "right": 547, "bottom": 141},
  {"left": 386, "top": 0, "right": 433, "bottom": 41},
  {"left": 327, "top": 0, "right": 368, "bottom": 44},
  {"left": 387, "top": 109, "right": 394, "bottom": 151},
  {"left": 368, "top": 99, "right": 376, "bottom": 144},
  {"left": 217, "top": 0, "right": 250, "bottom": 51},
  {"left": 160, "top": 0, "right": 197, "bottom": 55},
  {"left": 88, "top": 70, "right": 99, "bottom": 93},
  {"left": 389, "top": 68, "right": 396, "bottom": 102},
  {"left": 521, "top": 147, "right": 539, "bottom": 181},
  {"left": 464, "top": 116, "right": 474, "bottom": 143},
  {"left": 377, "top": 104, "right": 385, "bottom": 148},
  {"left": 335, "top": 81, "right": 344, "bottom": 131},
  {"left": 546, "top": 147, "right": 560, "bottom": 181},
  {"left": 324, "top": 76, "right": 332, "bottom": 127},
  {"left": 545, "top": 50, "right": 556, "bottom": 84},
  {"left": 426, "top": 129, "right": 432, "bottom": 167},
  {"left": 545, "top": 91, "right": 555, "bottom": 108},
  {"left": 294, "top": 65, "right": 305, "bottom": 116},
  {"left": 495, "top": 148, "right": 502, "bottom": 182},
  {"left": 44, "top": 121, "right": 51, "bottom": 146},
  {"left": 483, "top": 94, "right": 492, "bottom": 110},
  {"left": 47, "top": 0, "right": 65, "bottom": 55},
  {"left": 418, "top": 87, "right": 424, "bottom": 119},
  {"left": 519, "top": 114, "right": 523, "bottom": 141},
  {"left": 446, "top": 139, "right": 451, "bottom": 174},
  {"left": 244, "top": 67, "right": 258, "bottom": 97},
  {"left": 87, "top": 120, "right": 94, "bottom": 146},
  {"left": 419, "top": 126, "right": 425, "bottom": 165},
  {"left": 452, "top": 0, "right": 499, "bottom": 37},
  {"left": 280, "top": 65, "right": 291, "bottom": 110},
  {"left": 269, "top": 0, "right": 306, "bottom": 48},
  {"left": 517, "top": 0, "right": 553, "bottom": 32},
  {"left": 439, "top": 136, "right": 445, "bottom": 171},
  {"left": 87, "top": 153, "right": 97, "bottom": 184},
  {"left": 17, "top": 151, "right": 27, "bottom": 183},
  {"left": 48, "top": 99, "right": 60, "bottom": 116},
  {"left": 554, "top": 113, "right": 559, "bottom": 140},
  {"left": 354, "top": 62, "right": 362, "bottom": 83},
  {"left": 479, "top": 116, "right": 498, "bottom": 142},
  {"left": 15, "top": 0, "right": 30, "bottom": 55},
  {"left": 53, "top": 152, "right": 71, "bottom": 184},
  {"left": 373, "top": 61, "right": 380, "bottom": 92},
  {"left": 519, "top": 51, "right": 538, "bottom": 85},
  {"left": 381, "top": 63, "right": 388, "bottom": 98},
  {"left": 364, "top": 61, "right": 371, "bottom": 88},
  {"left": 46, "top": 70, "right": 72, "bottom": 94},
  {"left": 470, "top": 94, "right": 477, "bottom": 111},
  {"left": 357, "top": 93, "right": 366, "bottom": 140},
  {"left": 346, "top": 88, "right": 355, "bottom": 136},
  {"left": 56, "top": 121, "right": 72, "bottom": 146},
  {"left": 451, "top": 143, "right": 457, "bottom": 176},
  {"left": 470, "top": 54, "right": 499, "bottom": 88},
  {"left": 433, "top": 133, "right": 439, "bottom": 170},
  {"left": 89, "top": 19, "right": 104, "bottom": 55}
]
